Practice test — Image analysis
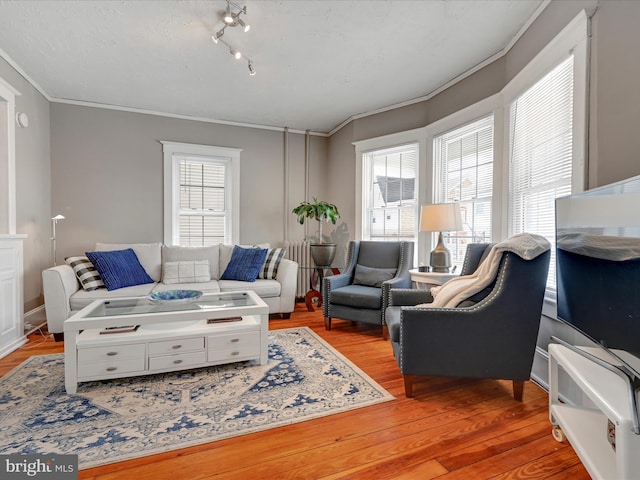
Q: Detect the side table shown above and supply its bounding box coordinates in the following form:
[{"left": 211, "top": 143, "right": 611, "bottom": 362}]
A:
[
  {"left": 409, "top": 269, "right": 458, "bottom": 289},
  {"left": 300, "top": 265, "right": 340, "bottom": 312}
]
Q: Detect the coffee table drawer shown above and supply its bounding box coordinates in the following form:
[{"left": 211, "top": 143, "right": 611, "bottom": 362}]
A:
[
  {"left": 208, "top": 332, "right": 260, "bottom": 362},
  {"left": 78, "top": 357, "right": 146, "bottom": 379},
  {"left": 78, "top": 343, "right": 145, "bottom": 363},
  {"left": 148, "top": 337, "right": 204, "bottom": 356},
  {"left": 148, "top": 351, "right": 207, "bottom": 371}
]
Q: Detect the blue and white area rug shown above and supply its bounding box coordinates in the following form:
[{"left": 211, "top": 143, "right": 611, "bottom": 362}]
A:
[{"left": 0, "top": 327, "right": 393, "bottom": 469}]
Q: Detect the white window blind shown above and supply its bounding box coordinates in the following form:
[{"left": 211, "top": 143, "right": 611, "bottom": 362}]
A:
[
  {"left": 364, "top": 144, "right": 417, "bottom": 242},
  {"left": 508, "top": 55, "right": 575, "bottom": 290},
  {"left": 434, "top": 115, "right": 494, "bottom": 268},
  {"left": 178, "top": 157, "right": 227, "bottom": 246}
]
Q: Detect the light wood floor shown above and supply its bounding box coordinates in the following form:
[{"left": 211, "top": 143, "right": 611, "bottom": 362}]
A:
[{"left": 1, "top": 303, "right": 589, "bottom": 480}]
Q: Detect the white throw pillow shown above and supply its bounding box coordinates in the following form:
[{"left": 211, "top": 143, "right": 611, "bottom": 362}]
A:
[{"left": 162, "top": 260, "right": 211, "bottom": 284}]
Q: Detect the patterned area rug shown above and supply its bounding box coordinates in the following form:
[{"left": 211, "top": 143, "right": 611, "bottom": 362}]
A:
[{"left": 0, "top": 327, "right": 393, "bottom": 469}]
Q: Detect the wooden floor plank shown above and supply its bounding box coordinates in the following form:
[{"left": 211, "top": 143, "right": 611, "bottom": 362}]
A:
[{"left": 0, "top": 304, "right": 590, "bottom": 479}]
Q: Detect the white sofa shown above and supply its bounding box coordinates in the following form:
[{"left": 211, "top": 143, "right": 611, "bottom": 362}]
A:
[{"left": 42, "top": 242, "right": 298, "bottom": 340}]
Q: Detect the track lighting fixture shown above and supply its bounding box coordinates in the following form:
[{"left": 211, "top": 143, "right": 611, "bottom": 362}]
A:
[{"left": 211, "top": 0, "right": 256, "bottom": 76}]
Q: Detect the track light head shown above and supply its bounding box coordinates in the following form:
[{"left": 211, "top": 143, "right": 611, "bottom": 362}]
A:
[
  {"left": 238, "top": 18, "right": 250, "bottom": 33},
  {"left": 223, "top": 5, "right": 234, "bottom": 24},
  {"left": 211, "top": 28, "right": 225, "bottom": 44},
  {"left": 230, "top": 49, "right": 241, "bottom": 60},
  {"left": 248, "top": 61, "right": 256, "bottom": 76}
]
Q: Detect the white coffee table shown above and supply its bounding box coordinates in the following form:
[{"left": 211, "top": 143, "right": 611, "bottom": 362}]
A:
[{"left": 63, "top": 290, "right": 269, "bottom": 394}]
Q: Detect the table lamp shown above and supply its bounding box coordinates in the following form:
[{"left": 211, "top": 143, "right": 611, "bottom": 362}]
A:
[{"left": 419, "top": 203, "right": 463, "bottom": 273}]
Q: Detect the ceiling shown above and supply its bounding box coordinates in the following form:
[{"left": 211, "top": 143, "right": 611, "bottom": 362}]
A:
[{"left": 0, "top": 0, "right": 546, "bottom": 134}]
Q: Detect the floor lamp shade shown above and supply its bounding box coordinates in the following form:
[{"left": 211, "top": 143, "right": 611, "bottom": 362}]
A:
[{"left": 419, "top": 203, "right": 463, "bottom": 273}]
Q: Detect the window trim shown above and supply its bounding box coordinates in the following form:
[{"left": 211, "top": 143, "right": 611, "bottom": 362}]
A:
[{"left": 161, "top": 141, "right": 241, "bottom": 246}]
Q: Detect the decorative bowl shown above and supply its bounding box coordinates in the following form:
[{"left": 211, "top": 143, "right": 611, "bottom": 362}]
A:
[{"left": 147, "top": 290, "right": 203, "bottom": 305}]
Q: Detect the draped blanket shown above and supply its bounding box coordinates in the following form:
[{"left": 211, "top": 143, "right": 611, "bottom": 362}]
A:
[{"left": 425, "top": 233, "right": 550, "bottom": 308}]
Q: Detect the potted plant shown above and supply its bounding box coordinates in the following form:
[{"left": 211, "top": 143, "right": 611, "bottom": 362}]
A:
[{"left": 292, "top": 197, "right": 340, "bottom": 266}]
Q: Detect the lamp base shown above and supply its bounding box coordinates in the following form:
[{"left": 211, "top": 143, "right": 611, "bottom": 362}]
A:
[{"left": 429, "top": 232, "right": 451, "bottom": 273}]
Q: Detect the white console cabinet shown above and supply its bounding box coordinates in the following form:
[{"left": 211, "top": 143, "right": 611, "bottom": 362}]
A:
[
  {"left": 549, "top": 343, "right": 640, "bottom": 479},
  {"left": 0, "top": 234, "right": 27, "bottom": 359}
]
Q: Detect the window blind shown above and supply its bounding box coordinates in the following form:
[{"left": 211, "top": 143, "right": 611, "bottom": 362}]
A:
[
  {"left": 508, "top": 55, "right": 575, "bottom": 290},
  {"left": 178, "top": 156, "right": 227, "bottom": 246},
  {"left": 365, "top": 144, "right": 417, "bottom": 242},
  {"left": 434, "top": 115, "right": 494, "bottom": 267}
]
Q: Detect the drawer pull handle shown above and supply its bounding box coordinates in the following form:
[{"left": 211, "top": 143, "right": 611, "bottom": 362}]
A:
[
  {"left": 106, "top": 367, "right": 118, "bottom": 372},
  {"left": 172, "top": 345, "right": 182, "bottom": 350},
  {"left": 230, "top": 338, "right": 240, "bottom": 343},
  {"left": 173, "top": 359, "right": 183, "bottom": 364},
  {"left": 231, "top": 351, "right": 239, "bottom": 356},
  {"left": 106, "top": 351, "right": 118, "bottom": 356}
]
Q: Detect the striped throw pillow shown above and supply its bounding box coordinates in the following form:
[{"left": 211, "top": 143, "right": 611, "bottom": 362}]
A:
[
  {"left": 258, "top": 248, "right": 285, "bottom": 279},
  {"left": 65, "top": 256, "right": 105, "bottom": 291}
]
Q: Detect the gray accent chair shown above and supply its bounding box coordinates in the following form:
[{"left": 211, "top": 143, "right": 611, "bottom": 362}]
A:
[
  {"left": 322, "top": 241, "right": 414, "bottom": 337},
  {"left": 385, "top": 243, "right": 550, "bottom": 400}
]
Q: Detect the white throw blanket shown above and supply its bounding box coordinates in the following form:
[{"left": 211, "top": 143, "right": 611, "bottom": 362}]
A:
[{"left": 424, "top": 233, "right": 551, "bottom": 308}]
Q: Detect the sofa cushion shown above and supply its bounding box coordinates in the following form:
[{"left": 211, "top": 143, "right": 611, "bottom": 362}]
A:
[
  {"left": 330, "top": 285, "right": 382, "bottom": 310},
  {"left": 96, "top": 242, "right": 162, "bottom": 282},
  {"left": 221, "top": 246, "right": 268, "bottom": 282},
  {"left": 162, "top": 245, "right": 220, "bottom": 280},
  {"left": 162, "top": 260, "right": 211, "bottom": 284},
  {"left": 69, "top": 283, "right": 156, "bottom": 311},
  {"left": 65, "top": 256, "right": 105, "bottom": 291},
  {"left": 219, "top": 279, "right": 281, "bottom": 298},
  {"left": 258, "top": 248, "right": 285, "bottom": 279},
  {"left": 352, "top": 264, "right": 397, "bottom": 287},
  {"left": 86, "top": 249, "right": 154, "bottom": 291}
]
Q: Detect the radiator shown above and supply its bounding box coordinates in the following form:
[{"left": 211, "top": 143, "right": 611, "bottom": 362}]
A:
[{"left": 284, "top": 240, "right": 311, "bottom": 298}]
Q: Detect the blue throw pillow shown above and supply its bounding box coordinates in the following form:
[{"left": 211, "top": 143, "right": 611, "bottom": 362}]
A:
[
  {"left": 221, "top": 246, "right": 268, "bottom": 282},
  {"left": 86, "top": 248, "right": 154, "bottom": 291}
]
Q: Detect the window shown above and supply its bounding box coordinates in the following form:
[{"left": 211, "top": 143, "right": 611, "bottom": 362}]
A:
[
  {"left": 362, "top": 144, "right": 417, "bottom": 242},
  {"left": 162, "top": 142, "right": 240, "bottom": 246},
  {"left": 434, "top": 115, "right": 494, "bottom": 268},
  {"left": 508, "top": 56, "right": 575, "bottom": 289}
]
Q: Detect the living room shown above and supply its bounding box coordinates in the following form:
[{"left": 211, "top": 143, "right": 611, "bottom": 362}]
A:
[{"left": 1, "top": 0, "right": 640, "bottom": 478}]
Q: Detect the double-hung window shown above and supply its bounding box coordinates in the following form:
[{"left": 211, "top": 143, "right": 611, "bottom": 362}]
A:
[
  {"left": 507, "top": 56, "right": 576, "bottom": 289},
  {"left": 433, "top": 115, "right": 494, "bottom": 268},
  {"left": 362, "top": 144, "right": 418, "bottom": 242},
  {"left": 162, "top": 142, "right": 240, "bottom": 246}
]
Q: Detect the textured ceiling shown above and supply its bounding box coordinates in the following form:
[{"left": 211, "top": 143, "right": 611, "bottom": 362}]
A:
[{"left": 0, "top": 0, "right": 545, "bottom": 133}]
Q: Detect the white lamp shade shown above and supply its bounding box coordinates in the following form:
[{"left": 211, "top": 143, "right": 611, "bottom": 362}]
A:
[{"left": 419, "top": 203, "right": 463, "bottom": 232}]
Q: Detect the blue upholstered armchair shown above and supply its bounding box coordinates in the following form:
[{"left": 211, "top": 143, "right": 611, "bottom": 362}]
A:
[
  {"left": 322, "top": 241, "right": 414, "bottom": 337},
  {"left": 385, "top": 242, "right": 550, "bottom": 400}
]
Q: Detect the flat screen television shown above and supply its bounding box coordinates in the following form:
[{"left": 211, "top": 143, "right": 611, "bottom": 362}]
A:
[{"left": 555, "top": 174, "right": 640, "bottom": 381}]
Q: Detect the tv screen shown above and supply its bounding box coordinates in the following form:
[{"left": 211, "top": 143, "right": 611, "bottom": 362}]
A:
[{"left": 555, "top": 174, "right": 640, "bottom": 378}]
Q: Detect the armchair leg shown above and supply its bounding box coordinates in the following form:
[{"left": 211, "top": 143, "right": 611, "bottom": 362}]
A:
[
  {"left": 324, "top": 317, "right": 332, "bottom": 330},
  {"left": 403, "top": 375, "right": 420, "bottom": 398},
  {"left": 382, "top": 325, "right": 389, "bottom": 341},
  {"left": 512, "top": 380, "right": 525, "bottom": 401}
]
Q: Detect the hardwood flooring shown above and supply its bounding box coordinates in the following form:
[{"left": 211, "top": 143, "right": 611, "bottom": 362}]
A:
[{"left": 0, "top": 304, "right": 589, "bottom": 479}]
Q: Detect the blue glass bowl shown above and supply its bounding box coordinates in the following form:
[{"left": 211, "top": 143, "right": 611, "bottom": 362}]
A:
[{"left": 147, "top": 290, "right": 203, "bottom": 305}]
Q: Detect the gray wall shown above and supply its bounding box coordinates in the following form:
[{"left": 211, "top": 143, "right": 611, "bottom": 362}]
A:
[
  {"left": 0, "top": 57, "right": 51, "bottom": 312},
  {"left": 327, "top": 0, "right": 640, "bottom": 246},
  {"left": 50, "top": 104, "right": 328, "bottom": 264}
]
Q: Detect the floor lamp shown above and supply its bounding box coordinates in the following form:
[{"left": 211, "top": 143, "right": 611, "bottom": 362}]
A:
[
  {"left": 51, "top": 214, "right": 65, "bottom": 265},
  {"left": 419, "top": 203, "right": 463, "bottom": 273}
]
